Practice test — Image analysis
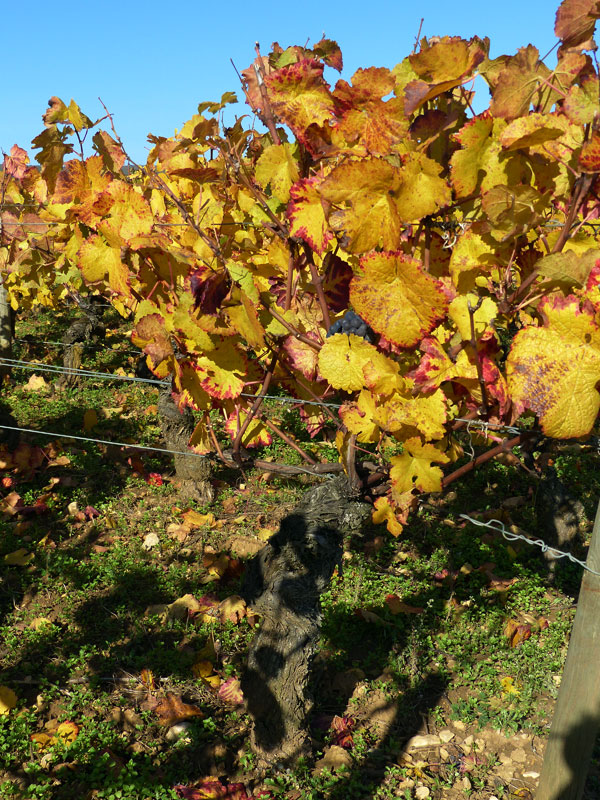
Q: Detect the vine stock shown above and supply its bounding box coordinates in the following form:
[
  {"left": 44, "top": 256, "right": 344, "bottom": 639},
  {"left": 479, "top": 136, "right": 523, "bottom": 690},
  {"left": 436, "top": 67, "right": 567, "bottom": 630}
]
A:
[{"left": 1, "top": 0, "right": 600, "bottom": 536}]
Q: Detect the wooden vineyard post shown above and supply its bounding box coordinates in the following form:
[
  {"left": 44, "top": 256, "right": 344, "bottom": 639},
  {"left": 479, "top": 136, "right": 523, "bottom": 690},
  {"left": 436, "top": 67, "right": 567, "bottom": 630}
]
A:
[{"left": 536, "top": 498, "right": 600, "bottom": 800}]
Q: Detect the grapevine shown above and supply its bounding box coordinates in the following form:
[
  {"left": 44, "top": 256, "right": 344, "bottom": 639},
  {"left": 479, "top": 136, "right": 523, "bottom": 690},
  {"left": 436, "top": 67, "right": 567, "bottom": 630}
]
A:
[{"left": 1, "top": 0, "right": 600, "bottom": 536}]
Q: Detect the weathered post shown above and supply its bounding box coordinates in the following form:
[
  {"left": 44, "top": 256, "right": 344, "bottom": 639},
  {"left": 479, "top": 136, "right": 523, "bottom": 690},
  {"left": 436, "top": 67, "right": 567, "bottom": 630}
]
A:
[{"left": 536, "top": 498, "right": 600, "bottom": 800}]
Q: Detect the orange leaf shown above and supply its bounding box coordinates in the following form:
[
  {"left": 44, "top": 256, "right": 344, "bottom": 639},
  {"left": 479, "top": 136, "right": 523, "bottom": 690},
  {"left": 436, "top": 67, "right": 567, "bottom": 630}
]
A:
[{"left": 153, "top": 692, "right": 204, "bottom": 726}]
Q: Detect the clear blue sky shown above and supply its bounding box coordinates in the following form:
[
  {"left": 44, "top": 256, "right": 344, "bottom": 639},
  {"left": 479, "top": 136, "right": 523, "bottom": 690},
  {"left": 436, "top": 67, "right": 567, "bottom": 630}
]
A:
[{"left": 2, "top": 1, "right": 561, "bottom": 165}]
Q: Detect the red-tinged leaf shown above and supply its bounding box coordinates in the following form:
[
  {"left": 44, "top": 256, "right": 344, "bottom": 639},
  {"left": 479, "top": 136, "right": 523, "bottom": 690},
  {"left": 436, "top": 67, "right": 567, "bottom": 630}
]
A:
[
  {"left": 3, "top": 145, "right": 29, "bottom": 179},
  {"left": 190, "top": 340, "right": 247, "bottom": 400},
  {"left": 0, "top": 491, "right": 23, "bottom": 516},
  {"left": 384, "top": 594, "right": 424, "bottom": 615},
  {"left": 132, "top": 314, "right": 174, "bottom": 369},
  {"left": 218, "top": 677, "right": 244, "bottom": 705},
  {"left": 265, "top": 59, "right": 336, "bottom": 154},
  {"left": 350, "top": 251, "right": 448, "bottom": 348},
  {"left": 146, "top": 472, "right": 163, "bottom": 486},
  {"left": 84, "top": 505, "right": 100, "bottom": 520},
  {"left": 190, "top": 267, "right": 231, "bottom": 315},
  {"left": 333, "top": 67, "right": 408, "bottom": 155},
  {"left": 330, "top": 715, "right": 355, "bottom": 748},
  {"left": 174, "top": 779, "right": 250, "bottom": 799},
  {"left": 504, "top": 619, "right": 533, "bottom": 648},
  {"left": 92, "top": 130, "right": 126, "bottom": 172},
  {"left": 322, "top": 252, "right": 353, "bottom": 312},
  {"left": 579, "top": 130, "right": 600, "bottom": 173},
  {"left": 555, "top": 0, "right": 600, "bottom": 48},
  {"left": 287, "top": 177, "right": 333, "bottom": 254},
  {"left": 313, "top": 38, "right": 343, "bottom": 71},
  {"left": 489, "top": 46, "right": 548, "bottom": 120},
  {"left": 217, "top": 595, "right": 247, "bottom": 624},
  {"left": 224, "top": 409, "right": 272, "bottom": 449}
]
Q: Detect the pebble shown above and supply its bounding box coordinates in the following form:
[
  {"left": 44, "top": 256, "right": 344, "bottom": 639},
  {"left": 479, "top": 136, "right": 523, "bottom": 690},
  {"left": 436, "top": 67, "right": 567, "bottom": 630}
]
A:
[
  {"left": 463, "top": 735, "right": 474, "bottom": 749},
  {"left": 405, "top": 734, "right": 441, "bottom": 749},
  {"left": 439, "top": 729, "right": 454, "bottom": 743},
  {"left": 453, "top": 720, "right": 466, "bottom": 731},
  {"left": 475, "top": 737, "right": 485, "bottom": 751},
  {"left": 440, "top": 747, "right": 450, "bottom": 761},
  {"left": 415, "top": 787, "right": 430, "bottom": 799},
  {"left": 165, "top": 721, "right": 193, "bottom": 741},
  {"left": 523, "top": 770, "right": 540, "bottom": 779}
]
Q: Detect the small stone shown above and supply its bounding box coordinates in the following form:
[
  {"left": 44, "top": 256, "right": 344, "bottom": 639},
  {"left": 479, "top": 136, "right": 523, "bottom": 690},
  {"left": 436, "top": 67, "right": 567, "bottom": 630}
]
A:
[
  {"left": 475, "top": 737, "right": 485, "bottom": 751},
  {"left": 499, "top": 752, "right": 512, "bottom": 765},
  {"left": 440, "top": 747, "right": 450, "bottom": 761},
  {"left": 415, "top": 787, "right": 430, "bottom": 799},
  {"left": 439, "top": 729, "right": 454, "bottom": 743},
  {"left": 460, "top": 776, "right": 472, "bottom": 790},
  {"left": 494, "top": 765, "right": 514, "bottom": 782},
  {"left": 405, "top": 734, "right": 441, "bottom": 750},
  {"left": 511, "top": 747, "right": 527, "bottom": 763},
  {"left": 396, "top": 779, "right": 415, "bottom": 792},
  {"left": 453, "top": 720, "right": 466, "bottom": 731},
  {"left": 523, "top": 770, "right": 540, "bottom": 779},
  {"left": 165, "top": 721, "right": 193, "bottom": 742},
  {"left": 463, "top": 735, "right": 474, "bottom": 748},
  {"left": 313, "top": 745, "right": 353, "bottom": 774}
]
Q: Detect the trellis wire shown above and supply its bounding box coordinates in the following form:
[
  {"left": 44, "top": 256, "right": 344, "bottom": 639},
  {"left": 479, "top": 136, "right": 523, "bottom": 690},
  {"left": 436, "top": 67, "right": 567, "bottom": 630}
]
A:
[
  {"left": 15, "top": 337, "right": 142, "bottom": 355},
  {"left": 0, "top": 423, "right": 333, "bottom": 479},
  {"left": 0, "top": 356, "right": 343, "bottom": 408},
  {"left": 460, "top": 513, "right": 600, "bottom": 576}
]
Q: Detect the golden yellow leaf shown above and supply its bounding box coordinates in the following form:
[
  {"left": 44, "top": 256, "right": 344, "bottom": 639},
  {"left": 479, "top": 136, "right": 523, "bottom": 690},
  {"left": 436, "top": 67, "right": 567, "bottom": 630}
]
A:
[
  {"left": 507, "top": 295, "right": 600, "bottom": 438},
  {"left": 255, "top": 142, "right": 299, "bottom": 203},
  {"left": 318, "top": 334, "right": 398, "bottom": 393},
  {"left": 4, "top": 549, "right": 34, "bottom": 566},
  {"left": 0, "top": 686, "right": 17, "bottom": 715},
  {"left": 23, "top": 374, "right": 49, "bottom": 393},
  {"left": 448, "top": 294, "right": 498, "bottom": 341},
  {"left": 389, "top": 438, "right": 450, "bottom": 494},
  {"left": 182, "top": 510, "right": 215, "bottom": 528}
]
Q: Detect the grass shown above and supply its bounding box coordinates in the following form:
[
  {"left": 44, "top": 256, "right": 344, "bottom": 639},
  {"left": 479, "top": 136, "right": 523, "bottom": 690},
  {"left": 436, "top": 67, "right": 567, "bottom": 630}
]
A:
[{"left": 0, "top": 304, "right": 599, "bottom": 798}]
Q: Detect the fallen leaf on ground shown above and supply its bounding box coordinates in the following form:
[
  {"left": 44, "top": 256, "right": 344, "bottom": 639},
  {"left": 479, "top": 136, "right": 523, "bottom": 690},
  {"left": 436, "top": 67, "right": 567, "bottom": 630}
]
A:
[
  {"left": 330, "top": 715, "right": 355, "bottom": 748},
  {"left": 384, "top": 594, "right": 424, "bottom": 615},
  {"left": 0, "top": 491, "right": 23, "bottom": 515},
  {"left": 140, "top": 668, "right": 156, "bottom": 691},
  {"left": 257, "top": 527, "right": 275, "bottom": 541},
  {"left": 153, "top": 692, "right": 204, "bottom": 726},
  {"left": 167, "top": 594, "right": 203, "bottom": 621},
  {"left": 0, "top": 686, "right": 17, "bottom": 715},
  {"left": 500, "top": 676, "right": 521, "bottom": 696},
  {"left": 183, "top": 510, "right": 216, "bottom": 528},
  {"left": 147, "top": 472, "right": 163, "bottom": 486},
  {"left": 4, "top": 548, "right": 34, "bottom": 566},
  {"left": 218, "top": 595, "right": 247, "bottom": 624},
  {"left": 504, "top": 619, "right": 532, "bottom": 648},
  {"left": 174, "top": 778, "right": 250, "bottom": 799},
  {"left": 354, "top": 609, "right": 392, "bottom": 626},
  {"left": 31, "top": 721, "right": 79, "bottom": 749},
  {"left": 218, "top": 677, "right": 243, "bottom": 705}
]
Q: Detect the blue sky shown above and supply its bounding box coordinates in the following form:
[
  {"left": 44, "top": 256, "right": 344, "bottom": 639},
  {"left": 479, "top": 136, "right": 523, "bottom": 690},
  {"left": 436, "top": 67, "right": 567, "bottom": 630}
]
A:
[{"left": 2, "top": 1, "right": 561, "bottom": 165}]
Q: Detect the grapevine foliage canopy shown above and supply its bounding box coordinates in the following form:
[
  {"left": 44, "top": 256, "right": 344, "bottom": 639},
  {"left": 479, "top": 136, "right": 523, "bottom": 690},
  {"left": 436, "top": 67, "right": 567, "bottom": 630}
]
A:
[{"left": 2, "top": 0, "right": 600, "bottom": 534}]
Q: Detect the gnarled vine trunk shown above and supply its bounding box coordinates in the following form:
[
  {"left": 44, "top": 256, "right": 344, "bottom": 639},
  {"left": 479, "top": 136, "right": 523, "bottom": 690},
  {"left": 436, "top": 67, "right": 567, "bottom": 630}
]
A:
[
  {"left": 240, "top": 475, "right": 370, "bottom": 767},
  {"left": 59, "top": 299, "right": 105, "bottom": 388},
  {"left": 157, "top": 389, "right": 213, "bottom": 505}
]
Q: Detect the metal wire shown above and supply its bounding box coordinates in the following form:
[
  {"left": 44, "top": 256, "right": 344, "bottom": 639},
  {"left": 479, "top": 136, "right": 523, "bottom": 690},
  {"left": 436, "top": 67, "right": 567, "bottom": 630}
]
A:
[
  {"left": 0, "top": 357, "right": 168, "bottom": 386},
  {"left": 14, "top": 337, "right": 142, "bottom": 355},
  {"left": 460, "top": 514, "right": 600, "bottom": 576},
  {"left": 1, "top": 355, "right": 342, "bottom": 408},
  {"left": 0, "top": 423, "right": 207, "bottom": 459}
]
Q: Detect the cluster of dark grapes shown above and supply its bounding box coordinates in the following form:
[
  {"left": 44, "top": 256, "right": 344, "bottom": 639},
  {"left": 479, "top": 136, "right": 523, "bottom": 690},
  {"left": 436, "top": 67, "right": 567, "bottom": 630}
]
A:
[{"left": 326, "top": 309, "right": 375, "bottom": 343}]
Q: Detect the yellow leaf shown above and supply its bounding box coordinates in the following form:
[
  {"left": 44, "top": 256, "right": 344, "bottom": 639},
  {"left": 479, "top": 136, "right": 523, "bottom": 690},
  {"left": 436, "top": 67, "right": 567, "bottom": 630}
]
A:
[
  {"left": 78, "top": 235, "right": 129, "bottom": 296},
  {"left": 500, "top": 676, "right": 521, "bottom": 696},
  {"left": 4, "top": 548, "right": 34, "bottom": 566},
  {"left": 350, "top": 251, "right": 448, "bottom": 348},
  {"left": 0, "top": 686, "right": 17, "bottom": 715},
  {"left": 255, "top": 142, "right": 299, "bottom": 203},
  {"left": 192, "top": 659, "right": 214, "bottom": 679},
  {"left": 318, "top": 334, "right": 398, "bottom": 393},
  {"left": 257, "top": 527, "right": 275, "bottom": 541},
  {"left": 389, "top": 437, "right": 450, "bottom": 495},
  {"left": 56, "top": 721, "right": 79, "bottom": 742},
  {"left": 339, "top": 391, "right": 380, "bottom": 443},
  {"left": 448, "top": 293, "right": 498, "bottom": 342},
  {"left": 372, "top": 495, "right": 407, "bottom": 537},
  {"left": 83, "top": 409, "right": 98, "bottom": 431},
  {"left": 182, "top": 510, "right": 215, "bottom": 528},
  {"left": 507, "top": 295, "right": 600, "bottom": 438}
]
